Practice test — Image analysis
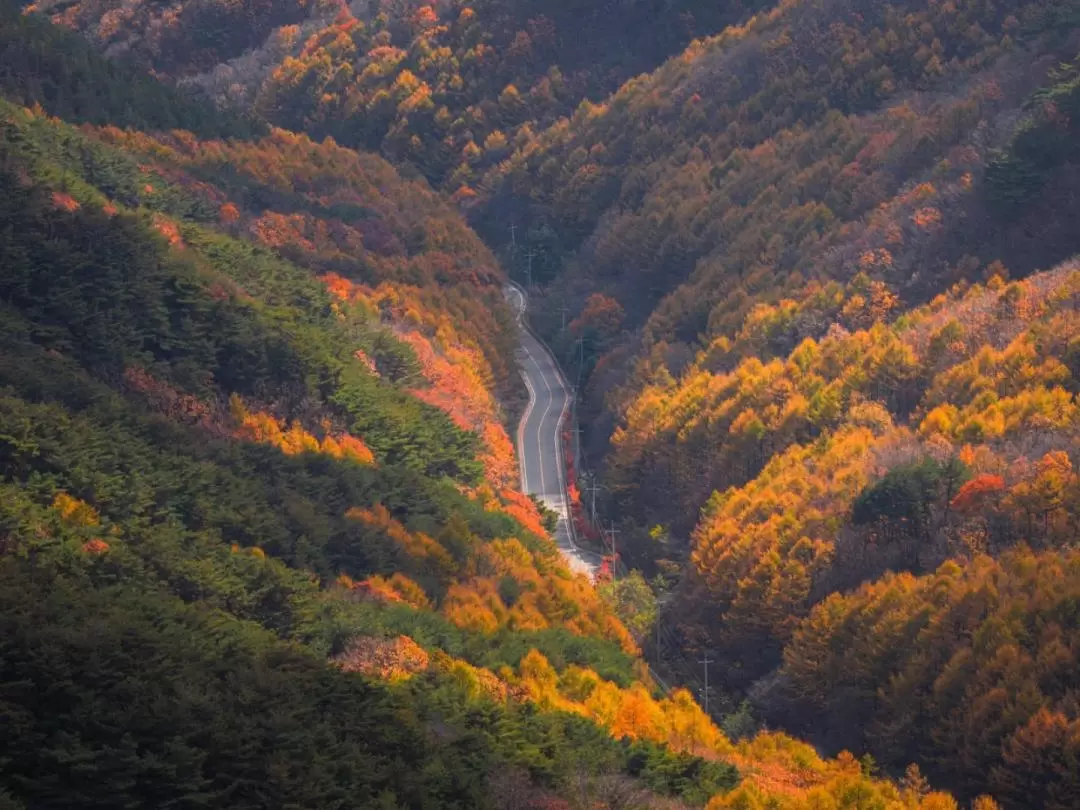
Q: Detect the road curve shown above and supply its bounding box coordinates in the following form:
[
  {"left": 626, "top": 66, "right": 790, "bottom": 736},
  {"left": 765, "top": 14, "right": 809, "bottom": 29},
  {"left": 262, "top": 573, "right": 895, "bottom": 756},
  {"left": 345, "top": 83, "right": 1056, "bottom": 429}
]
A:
[{"left": 506, "top": 285, "right": 601, "bottom": 579}]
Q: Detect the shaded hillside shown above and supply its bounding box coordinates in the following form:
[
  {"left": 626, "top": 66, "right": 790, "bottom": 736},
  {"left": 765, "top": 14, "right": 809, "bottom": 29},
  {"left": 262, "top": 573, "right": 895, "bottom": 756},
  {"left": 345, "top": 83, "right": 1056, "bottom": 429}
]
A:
[
  {"left": 477, "top": 0, "right": 1080, "bottom": 467},
  {"left": 629, "top": 259, "right": 1080, "bottom": 805},
  {"left": 481, "top": 0, "right": 1080, "bottom": 305},
  {"left": 28, "top": 0, "right": 774, "bottom": 191},
  {"left": 0, "top": 2, "right": 264, "bottom": 135},
  {"left": 0, "top": 10, "right": 980, "bottom": 809},
  {"left": 485, "top": 1, "right": 1080, "bottom": 801},
  {"left": 778, "top": 547, "right": 1080, "bottom": 807}
]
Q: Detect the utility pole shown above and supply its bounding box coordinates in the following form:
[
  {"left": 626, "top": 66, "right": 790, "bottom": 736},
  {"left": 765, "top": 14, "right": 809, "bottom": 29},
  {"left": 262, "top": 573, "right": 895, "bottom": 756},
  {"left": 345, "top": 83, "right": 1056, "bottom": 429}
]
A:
[
  {"left": 559, "top": 304, "right": 570, "bottom": 331},
  {"left": 509, "top": 223, "right": 517, "bottom": 250},
  {"left": 699, "top": 654, "right": 714, "bottom": 715},
  {"left": 525, "top": 250, "right": 535, "bottom": 288},
  {"left": 585, "top": 477, "right": 602, "bottom": 527},
  {"left": 569, "top": 425, "right": 583, "bottom": 453},
  {"left": 569, "top": 425, "right": 583, "bottom": 479},
  {"left": 573, "top": 337, "right": 585, "bottom": 391},
  {"left": 608, "top": 521, "right": 620, "bottom": 586}
]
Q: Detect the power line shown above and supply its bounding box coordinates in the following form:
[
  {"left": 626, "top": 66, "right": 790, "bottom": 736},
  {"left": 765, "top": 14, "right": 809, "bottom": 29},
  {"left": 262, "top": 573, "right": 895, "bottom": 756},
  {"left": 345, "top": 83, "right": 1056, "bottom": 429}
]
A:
[
  {"left": 525, "top": 249, "right": 535, "bottom": 288},
  {"left": 698, "top": 654, "right": 714, "bottom": 715},
  {"left": 607, "top": 521, "right": 620, "bottom": 586},
  {"left": 654, "top": 620, "right": 706, "bottom": 695},
  {"left": 513, "top": 278, "right": 713, "bottom": 711},
  {"left": 584, "top": 477, "right": 603, "bottom": 527},
  {"left": 573, "top": 337, "right": 584, "bottom": 391}
]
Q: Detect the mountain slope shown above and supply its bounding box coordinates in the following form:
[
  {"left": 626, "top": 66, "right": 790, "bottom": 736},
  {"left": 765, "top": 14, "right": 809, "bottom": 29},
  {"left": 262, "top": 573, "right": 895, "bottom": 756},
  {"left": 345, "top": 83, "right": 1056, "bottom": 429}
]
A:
[
  {"left": 15, "top": 0, "right": 1080, "bottom": 803},
  {"left": 27, "top": 0, "right": 776, "bottom": 192},
  {"left": 475, "top": 0, "right": 1080, "bottom": 462},
  {"left": 0, "top": 9, "right": 988, "bottom": 809},
  {"left": 442, "top": 0, "right": 1079, "bottom": 803},
  {"left": 613, "top": 255, "right": 1080, "bottom": 802}
]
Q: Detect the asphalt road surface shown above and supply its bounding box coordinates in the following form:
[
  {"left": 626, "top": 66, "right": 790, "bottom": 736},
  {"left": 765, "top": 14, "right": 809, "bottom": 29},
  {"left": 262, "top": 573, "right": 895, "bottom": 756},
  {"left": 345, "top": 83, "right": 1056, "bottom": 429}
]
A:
[{"left": 506, "top": 285, "right": 601, "bottom": 579}]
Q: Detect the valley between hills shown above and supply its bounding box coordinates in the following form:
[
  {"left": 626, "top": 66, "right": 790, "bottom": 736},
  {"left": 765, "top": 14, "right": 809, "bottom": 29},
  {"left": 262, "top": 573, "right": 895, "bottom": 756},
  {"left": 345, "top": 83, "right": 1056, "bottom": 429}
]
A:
[{"left": 1, "top": 0, "right": 1079, "bottom": 807}]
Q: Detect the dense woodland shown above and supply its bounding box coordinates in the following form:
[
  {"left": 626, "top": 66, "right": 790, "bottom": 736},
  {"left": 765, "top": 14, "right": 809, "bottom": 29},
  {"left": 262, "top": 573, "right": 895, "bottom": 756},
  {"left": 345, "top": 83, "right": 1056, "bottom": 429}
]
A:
[
  {"left": 0, "top": 6, "right": 981, "bottom": 809},
  {"left": 4, "top": 0, "right": 1080, "bottom": 806},
  {"left": 28, "top": 0, "right": 775, "bottom": 192}
]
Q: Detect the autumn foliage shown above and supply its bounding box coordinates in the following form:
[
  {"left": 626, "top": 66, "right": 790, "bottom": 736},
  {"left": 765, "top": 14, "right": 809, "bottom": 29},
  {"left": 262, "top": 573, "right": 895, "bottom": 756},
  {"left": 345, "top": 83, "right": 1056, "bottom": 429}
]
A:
[
  {"left": 782, "top": 547, "right": 1080, "bottom": 805},
  {"left": 11, "top": 0, "right": 1080, "bottom": 806},
  {"left": 623, "top": 260, "right": 1080, "bottom": 801},
  {"left": 330, "top": 638, "right": 966, "bottom": 807},
  {"left": 230, "top": 394, "right": 376, "bottom": 465},
  {"left": 321, "top": 272, "right": 524, "bottom": 495},
  {"left": 90, "top": 125, "right": 513, "bottom": 387},
  {"left": 334, "top": 634, "right": 430, "bottom": 681}
]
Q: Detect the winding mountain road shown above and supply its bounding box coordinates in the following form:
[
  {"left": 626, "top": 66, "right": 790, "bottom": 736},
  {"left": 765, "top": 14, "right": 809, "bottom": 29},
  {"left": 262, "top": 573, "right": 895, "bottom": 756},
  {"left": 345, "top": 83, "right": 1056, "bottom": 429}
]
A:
[{"left": 506, "top": 285, "right": 601, "bottom": 580}]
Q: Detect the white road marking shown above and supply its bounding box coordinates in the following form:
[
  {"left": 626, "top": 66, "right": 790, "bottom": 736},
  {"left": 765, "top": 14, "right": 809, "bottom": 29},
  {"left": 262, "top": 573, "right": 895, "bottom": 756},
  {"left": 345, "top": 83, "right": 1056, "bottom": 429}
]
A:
[
  {"left": 506, "top": 284, "right": 599, "bottom": 578},
  {"left": 518, "top": 362, "right": 534, "bottom": 492},
  {"left": 527, "top": 339, "right": 553, "bottom": 497},
  {"left": 510, "top": 287, "right": 533, "bottom": 492}
]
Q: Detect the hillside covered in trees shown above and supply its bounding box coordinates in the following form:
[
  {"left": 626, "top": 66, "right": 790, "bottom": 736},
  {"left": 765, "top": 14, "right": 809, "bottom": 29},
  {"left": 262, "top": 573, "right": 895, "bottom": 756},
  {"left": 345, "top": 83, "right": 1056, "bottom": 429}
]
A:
[
  {"left": 642, "top": 262, "right": 1080, "bottom": 802},
  {"left": 0, "top": 5, "right": 991, "bottom": 809},
  {"left": 6, "top": 0, "right": 1080, "bottom": 806},
  {"left": 467, "top": 0, "right": 1080, "bottom": 803},
  {"left": 495, "top": 0, "right": 1080, "bottom": 801},
  {"left": 27, "top": 0, "right": 775, "bottom": 193}
]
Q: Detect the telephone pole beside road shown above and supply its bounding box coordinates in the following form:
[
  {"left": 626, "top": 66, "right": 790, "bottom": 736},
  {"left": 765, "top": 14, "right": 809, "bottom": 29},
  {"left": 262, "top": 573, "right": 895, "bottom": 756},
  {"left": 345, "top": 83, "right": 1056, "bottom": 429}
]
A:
[
  {"left": 585, "top": 477, "right": 602, "bottom": 527},
  {"left": 608, "top": 521, "right": 620, "bottom": 585},
  {"left": 699, "top": 654, "right": 714, "bottom": 715}
]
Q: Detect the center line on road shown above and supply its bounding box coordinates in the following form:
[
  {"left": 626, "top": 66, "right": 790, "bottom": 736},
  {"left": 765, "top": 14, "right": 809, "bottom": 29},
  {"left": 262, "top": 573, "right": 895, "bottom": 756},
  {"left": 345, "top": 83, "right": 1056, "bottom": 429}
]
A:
[{"left": 507, "top": 283, "right": 597, "bottom": 578}]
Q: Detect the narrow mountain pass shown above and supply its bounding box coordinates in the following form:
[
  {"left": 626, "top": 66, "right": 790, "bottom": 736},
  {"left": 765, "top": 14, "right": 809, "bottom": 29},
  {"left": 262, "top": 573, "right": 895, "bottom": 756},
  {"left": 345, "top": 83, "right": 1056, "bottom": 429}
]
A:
[{"left": 506, "top": 285, "right": 601, "bottom": 580}]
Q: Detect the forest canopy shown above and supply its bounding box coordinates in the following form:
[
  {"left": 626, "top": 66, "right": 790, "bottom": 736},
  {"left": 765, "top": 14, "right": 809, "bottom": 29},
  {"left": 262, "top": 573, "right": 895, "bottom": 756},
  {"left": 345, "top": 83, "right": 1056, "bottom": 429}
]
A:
[{"left": 3, "top": 0, "right": 1080, "bottom": 806}]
